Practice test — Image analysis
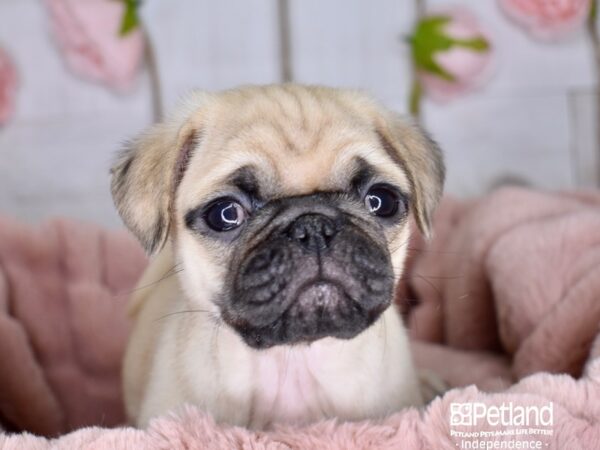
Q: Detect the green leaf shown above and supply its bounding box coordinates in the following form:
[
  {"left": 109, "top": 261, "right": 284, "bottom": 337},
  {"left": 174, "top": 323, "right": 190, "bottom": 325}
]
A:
[
  {"left": 409, "top": 14, "right": 490, "bottom": 82},
  {"left": 453, "top": 36, "right": 490, "bottom": 52},
  {"left": 119, "top": 0, "right": 141, "bottom": 37},
  {"left": 410, "top": 16, "right": 455, "bottom": 81}
]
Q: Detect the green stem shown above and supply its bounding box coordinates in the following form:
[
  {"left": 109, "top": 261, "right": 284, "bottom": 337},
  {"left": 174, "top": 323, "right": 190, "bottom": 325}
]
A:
[
  {"left": 277, "top": 0, "right": 293, "bottom": 83},
  {"left": 141, "top": 23, "right": 163, "bottom": 123},
  {"left": 409, "top": 78, "right": 422, "bottom": 119},
  {"left": 409, "top": 0, "right": 426, "bottom": 122}
]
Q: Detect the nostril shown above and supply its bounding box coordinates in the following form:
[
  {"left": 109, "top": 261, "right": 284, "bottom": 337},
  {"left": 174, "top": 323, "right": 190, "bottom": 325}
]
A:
[
  {"left": 323, "top": 221, "right": 335, "bottom": 237},
  {"left": 287, "top": 214, "right": 338, "bottom": 252},
  {"left": 290, "top": 224, "right": 307, "bottom": 242}
]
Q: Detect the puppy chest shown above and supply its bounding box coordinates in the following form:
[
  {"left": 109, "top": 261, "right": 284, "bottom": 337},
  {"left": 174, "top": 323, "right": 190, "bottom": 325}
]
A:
[{"left": 248, "top": 348, "right": 332, "bottom": 428}]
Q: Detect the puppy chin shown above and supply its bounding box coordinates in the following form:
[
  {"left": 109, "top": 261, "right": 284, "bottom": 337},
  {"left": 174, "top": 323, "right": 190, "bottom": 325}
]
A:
[{"left": 223, "top": 281, "right": 390, "bottom": 350}]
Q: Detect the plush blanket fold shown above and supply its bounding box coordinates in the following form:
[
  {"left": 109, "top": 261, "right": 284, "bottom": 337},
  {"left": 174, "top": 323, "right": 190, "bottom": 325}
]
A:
[
  {"left": 0, "top": 186, "right": 599, "bottom": 449},
  {"left": 0, "top": 217, "right": 146, "bottom": 436}
]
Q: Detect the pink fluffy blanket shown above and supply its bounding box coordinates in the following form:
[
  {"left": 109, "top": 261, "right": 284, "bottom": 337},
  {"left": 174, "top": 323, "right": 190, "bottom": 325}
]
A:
[{"left": 1, "top": 187, "right": 599, "bottom": 449}]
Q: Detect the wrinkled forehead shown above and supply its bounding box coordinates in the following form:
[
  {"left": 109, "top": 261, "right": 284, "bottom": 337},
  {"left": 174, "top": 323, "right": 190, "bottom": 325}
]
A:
[{"left": 177, "top": 91, "right": 410, "bottom": 207}]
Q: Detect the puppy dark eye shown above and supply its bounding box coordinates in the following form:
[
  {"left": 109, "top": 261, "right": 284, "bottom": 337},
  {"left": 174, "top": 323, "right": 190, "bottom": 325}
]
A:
[
  {"left": 205, "top": 198, "right": 247, "bottom": 231},
  {"left": 364, "top": 185, "right": 401, "bottom": 218}
]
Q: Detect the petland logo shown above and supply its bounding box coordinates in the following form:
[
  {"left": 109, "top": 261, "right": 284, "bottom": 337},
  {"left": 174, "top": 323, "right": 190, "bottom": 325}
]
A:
[{"left": 450, "top": 402, "right": 554, "bottom": 427}]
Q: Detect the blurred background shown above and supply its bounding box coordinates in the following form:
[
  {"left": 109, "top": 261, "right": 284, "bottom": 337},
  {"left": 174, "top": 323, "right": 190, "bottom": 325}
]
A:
[{"left": 0, "top": 0, "right": 598, "bottom": 227}]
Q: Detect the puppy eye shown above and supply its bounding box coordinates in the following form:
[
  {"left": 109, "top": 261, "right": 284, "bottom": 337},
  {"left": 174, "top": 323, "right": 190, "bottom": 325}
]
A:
[
  {"left": 205, "top": 198, "right": 247, "bottom": 231},
  {"left": 364, "top": 185, "right": 402, "bottom": 218}
]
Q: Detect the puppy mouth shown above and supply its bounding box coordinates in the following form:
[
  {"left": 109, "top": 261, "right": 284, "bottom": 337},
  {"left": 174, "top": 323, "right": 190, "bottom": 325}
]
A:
[
  {"left": 223, "top": 278, "right": 388, "bottom": 350},
  {"left": 295, "top": 281, "right": 347, "bottom": 311}
]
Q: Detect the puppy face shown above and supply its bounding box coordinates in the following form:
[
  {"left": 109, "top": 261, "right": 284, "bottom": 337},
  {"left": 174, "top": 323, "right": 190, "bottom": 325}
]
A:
[{"left": 111, "top": 85, "right": 444, "bottom": 349}]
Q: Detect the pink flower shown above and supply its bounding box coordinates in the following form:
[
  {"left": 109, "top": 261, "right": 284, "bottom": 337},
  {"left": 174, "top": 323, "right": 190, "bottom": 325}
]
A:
[
  {"left": 0, "top": 48, "right": 18, "bottom": 126},
  {"left": 499, "top": 0, "right": 592, "bottom": 40},
  {"left": 44, "top": 0, "right": 144, "bottom": 92},
  {"left": 414, "top": 8, "right": 494, "bottom": 103}
]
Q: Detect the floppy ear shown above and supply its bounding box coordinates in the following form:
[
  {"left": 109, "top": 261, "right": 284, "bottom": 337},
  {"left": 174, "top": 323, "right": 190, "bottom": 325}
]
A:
[
  {"left": 110, "top": 104, "right": 204, "bottom": 254},
  {"left": 374, "top": 113, "right": 445, "bottom": 238}
]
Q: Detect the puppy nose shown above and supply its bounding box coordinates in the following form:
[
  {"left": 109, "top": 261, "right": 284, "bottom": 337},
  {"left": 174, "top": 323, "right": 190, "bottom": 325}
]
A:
[{"left": 287, "top": 214, "right": 338, "bottom": 252}]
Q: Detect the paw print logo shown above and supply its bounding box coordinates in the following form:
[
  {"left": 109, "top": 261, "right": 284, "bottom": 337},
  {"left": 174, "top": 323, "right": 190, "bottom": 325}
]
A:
[{"left": 450, "top": 403, "right": 472, "bottom": 426}]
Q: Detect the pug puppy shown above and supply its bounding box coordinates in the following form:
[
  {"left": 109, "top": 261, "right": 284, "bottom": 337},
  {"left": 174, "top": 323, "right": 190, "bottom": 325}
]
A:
[{"left": 111, "top": 84, "right": 444, "bottom": 429}]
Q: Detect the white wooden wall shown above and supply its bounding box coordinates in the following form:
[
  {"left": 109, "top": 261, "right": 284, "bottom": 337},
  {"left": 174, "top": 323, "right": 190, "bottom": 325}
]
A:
[{"left": 0, "top": 0, "right": 596, "bottom": 227}]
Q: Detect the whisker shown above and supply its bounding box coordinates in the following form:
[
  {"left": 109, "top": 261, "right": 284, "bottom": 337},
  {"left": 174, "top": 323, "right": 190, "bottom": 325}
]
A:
[
  {"left": 154, "top": 307, "right": 215, "bottom": 322},
  {"left": 407, "top": 246, "right": 466, "bottom": 255},
  {"left": 117, "top": 264, "right": 184, "bottom": 297},
  {"left": 409, "top": 273, "right": 443, "bottom": 298},
  {"left": 388, "top": 236, "right": 411, "bottom": 252},
  {"left": 397, "top": 273, "right": 464, "bottom": 281}
]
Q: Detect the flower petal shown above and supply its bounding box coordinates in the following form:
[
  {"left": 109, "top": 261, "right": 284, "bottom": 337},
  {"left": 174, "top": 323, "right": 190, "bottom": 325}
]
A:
[
  {"left": 43, "top": 0, "right": 144, "bottom": 92},
  {"left": 0, "top": 47, "right": 18, "bottom": 125},
  {"left": 499, "top": 0, "right": 592, "bottom": 41}
]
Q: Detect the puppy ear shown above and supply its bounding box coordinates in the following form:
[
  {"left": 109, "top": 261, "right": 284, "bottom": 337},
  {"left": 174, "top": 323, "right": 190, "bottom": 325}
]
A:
[
  {"left": 110, "top": 108, "right": 203, "bottom": 254},
  {"left": 375, "top": 114, "right": 445, "bottom": 238}
]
